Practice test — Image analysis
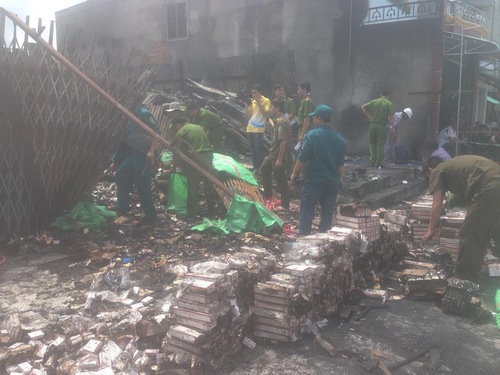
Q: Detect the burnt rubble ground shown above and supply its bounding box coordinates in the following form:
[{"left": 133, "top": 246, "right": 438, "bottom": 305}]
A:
[{"left": 0, "top": 160, "right": 500, "bottom": 375}]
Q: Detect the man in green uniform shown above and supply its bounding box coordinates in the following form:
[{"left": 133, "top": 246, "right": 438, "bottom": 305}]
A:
[
  {"left": 273, "top": 84, "right": 297, "bottom": 129},
  {"left": 361, "top": 89, "right": 394, "bottom": 167},
  {"left": 186, "top": 102, "right": 225, "bottom": 152},
  {"left": 172, "top": 117, "right": 217, "bottom": 218},
  {"left": 261, "top": 99, "right": 292, "bottom": 210},
  {"left": 296, "top": 81, "right": 314, "bottom": 143},
  {"left": 422, "top": 155, "right": 500, "bottom": 282}
]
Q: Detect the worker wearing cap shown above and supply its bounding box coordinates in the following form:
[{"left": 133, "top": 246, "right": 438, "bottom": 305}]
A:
[
  {"left": 171, "top": 116, "right": 217, "bottom": 218},
  {"left": 291, "top": 105, "right": 346, "bottom": 236},
  {"left": 186, "top": 102, "right": 225, "bottom": 153},
  {"left": 162, "top": 102, "right": 184, "bottom": 136},
  {"left": 384, "top": 108, "right": 412, "bottom": 164},
  {"left": 273, "top": 84, "right": 297, "bottom": 133},
  {"left": 422, "top": 155, "right": 500, "bottom": 282},
  {"left": 361, "top": 89, "right": 394, "bottom": 167}
]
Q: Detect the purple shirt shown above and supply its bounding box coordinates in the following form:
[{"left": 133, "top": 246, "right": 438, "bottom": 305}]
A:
[
  {"left": 386, "top": 112, "right": 403, "bottom": 141},
  {"left": 431, "top": 146, "right": 451, "bottom": 161},
  {"left": 393, "top": 112, "right": 404, "bottom": 128},
  {"left": 384, "top": 112, "right": 405, "bottom": 163}
]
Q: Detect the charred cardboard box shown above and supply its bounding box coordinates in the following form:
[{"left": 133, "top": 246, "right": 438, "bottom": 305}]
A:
[
  {"left": 439, "top": 215, "right": 465, "bottom": 262},
  {"left": 441, "top": 277, "right": 482, "bottom": 317},
  {"left": 334, "top": 215, "right": 381, "bottom": 242}
]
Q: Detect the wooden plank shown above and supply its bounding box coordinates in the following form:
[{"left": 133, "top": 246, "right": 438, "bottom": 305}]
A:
[
  {"left": 400, "top": 269, "right": 430, "bottom": 277},
  {"left": 402, "top": 260, "right": 437, "bottom": 270}
]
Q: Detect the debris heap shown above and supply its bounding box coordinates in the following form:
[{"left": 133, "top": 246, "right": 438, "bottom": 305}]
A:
[
  {"left": 6, "top": 197, "right": 488, "bottom": 373},
  {"left": 0, "top": 229, "right": 365, "bottom": 373}
]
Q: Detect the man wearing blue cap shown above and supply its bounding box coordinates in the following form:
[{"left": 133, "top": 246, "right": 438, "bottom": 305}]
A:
[{"left": 290, "top": 105, "right": 346, "bottom": 236}]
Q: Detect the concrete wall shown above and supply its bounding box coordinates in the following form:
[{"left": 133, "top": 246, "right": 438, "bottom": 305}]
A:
[
  {"left": 56, "top": 0, "right": 165, "bottom": 61},
  {"left": 55, "top": 0, "right": 341, "bottom": 108},
  {"left": 333, "top": 12, "right": 441, "bottom": 155},
  {"left": 56, "top": 0, "right": 441, "bottom": 158}
]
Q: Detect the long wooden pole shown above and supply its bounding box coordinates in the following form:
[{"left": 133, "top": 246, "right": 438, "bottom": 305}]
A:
[{"left": 0, "top": 7, "right": 234, "bottom": 198}]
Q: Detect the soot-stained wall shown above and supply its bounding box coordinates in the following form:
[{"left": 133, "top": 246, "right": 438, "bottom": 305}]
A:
[
  {"left": 55, "top": 0, "right": 167, "bottom": 61},
  {"left": 333, "top": 9, "right": 442, "bottom": 156},
  {"left": 56, "top": 0, "right": 441, "bottom": 157}
]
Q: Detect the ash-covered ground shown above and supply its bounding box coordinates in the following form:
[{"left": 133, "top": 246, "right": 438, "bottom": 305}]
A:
[{"left": 0, "top": 160, "right": 499, "bottom": 374}]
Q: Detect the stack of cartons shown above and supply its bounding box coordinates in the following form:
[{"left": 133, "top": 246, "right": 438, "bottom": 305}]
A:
[
  {"left": 294, "top": 234, "right": 355, "bottom": 315},
  {"left": 222, "top": 249, "right": 277, "bottom": 287},
  {"left": 410, "top": 198, "right": 437, "bottom": 245},
  {"left": 239, "top": 246, "right": 278, "bottom": 276},
  {"left": 164, "top": 325, "right": 206, "bottom": 361},
  {"left": 253, "top": 279, "right": 303, "bottom": 342},
  {"left": 172, "top": 276, "right": 229, "bottom": 333},
  {"left": 165, "top": 265, "right": 239, "bottom": 368},
  {"left": 253, "top": 308, "right": 303, "bottom": 342},
  {"left": 282, "top": 264, "right": 318, "bottom": 294},
  {"left": 383, "top": 210, "right": 408, "bottom": 226},
  {"left": 164, "top": 254, "right": 274, "bottom": 369},
  {"left": 401, "top": 269, "right": 447, "bottom": 296},
  {"left": 439, "top": 215, "right": 465, "bottom": 261},
  {"left": 320, "top": 237, "right": 355, "bottom": 315},
  {"left": 222, "top": 248, "right": 278, "bottom": 320},
  {"left": 283, "top": 234, "right": 330, "bottom": 263},
  {"left": 334, "top": 215, "right": 380, "bottom": 242},
  {"left": 252, "top": 232, "right": 356, "bottom": 342},
  {"left": 338, "top": 204, "right": 372, "bottom": 218}
]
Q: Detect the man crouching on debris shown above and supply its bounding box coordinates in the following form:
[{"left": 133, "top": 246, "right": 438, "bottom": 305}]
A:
[
  {"left": 290, "top": 105, "right": 345, "bottom": 236},
  {"left": 422, "top": 155, "right": 500, "bottom": 282},
  {"left": 171, "top": 116, "right": 217, "bottom": 218},
  {"left": 186, "top": 101, "right": 225, "bottom": 153},
  {"left": 110, "top": 106, "right": 158, "bottom": 225}
]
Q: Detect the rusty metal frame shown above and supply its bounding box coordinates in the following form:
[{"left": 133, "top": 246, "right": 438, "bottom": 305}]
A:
[{"left": 1, "top": 9, "right": 233, "bottom": 195}]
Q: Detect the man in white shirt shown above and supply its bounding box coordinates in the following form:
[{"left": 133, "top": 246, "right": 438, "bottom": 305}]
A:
[
  {"left": 438, "top": 122, "right": 459, "bottom": 156},
  {"left": 438, "top": 123, "right": 457, "bottom": 148}
]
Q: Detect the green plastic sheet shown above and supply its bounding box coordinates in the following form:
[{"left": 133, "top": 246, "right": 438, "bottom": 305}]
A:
[
  {"left": 212, "top": 153, "right": 258, "bottom": 186},
  {"left": 51, "top": 202, "right": 117, "bottom": 232},
  {"left": 191, "top": 218, "right": 231, "bottom": 235},
  {"left": 191, "top": 194, "right": 282, "bottom": 235},
  {"left": 226, "top": 194, "right": 282, "bottom": 234},
  {"left": 161, "top": 151, "right": 173, "bottom": 165},
  {"left": 167, "top": 172, "right": 188, "bottom": 215}
]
